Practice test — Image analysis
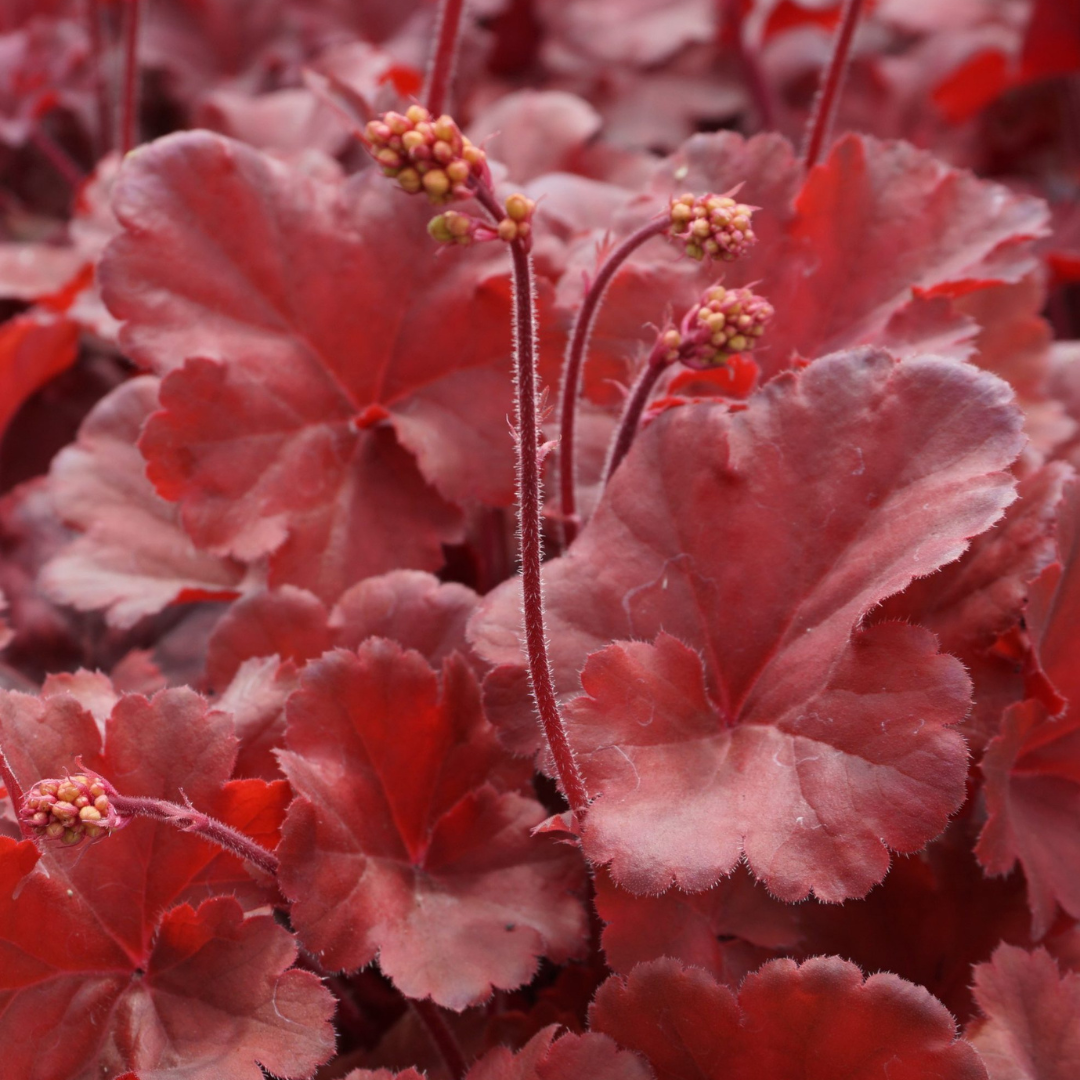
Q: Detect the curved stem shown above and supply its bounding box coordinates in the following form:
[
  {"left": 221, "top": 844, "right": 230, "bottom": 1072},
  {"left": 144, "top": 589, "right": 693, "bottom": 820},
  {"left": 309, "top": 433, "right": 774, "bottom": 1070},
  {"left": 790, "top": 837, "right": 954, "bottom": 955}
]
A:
[
  {"left": 801, "top": 0, "right": 866, "bottom": 170},
  {"left": 119, "top": 0, "right": 141, "bottom": 156},
  {"left": 424, "top": 0, "right": 468, "bottom": 117},
  {"left": 557, "top": 216, "right": 668, "bottom": 546},
  {"left": 604, "top": 348, "right": 672, "bottom": 482},
  {"left": 720, "top": 0, "right": 775, "bottom": 131},
  {"left": 0, "top": 747, "right": 31, "bottom": 841},
  {"left": 110, "top": 793, "right": 279, "bottom": 877},
  {"left": 412, "top": 999, "right": 468, "bottom": 1080},
  {"left": 85, "top": 0, "right": 110, "bottom": 157}
]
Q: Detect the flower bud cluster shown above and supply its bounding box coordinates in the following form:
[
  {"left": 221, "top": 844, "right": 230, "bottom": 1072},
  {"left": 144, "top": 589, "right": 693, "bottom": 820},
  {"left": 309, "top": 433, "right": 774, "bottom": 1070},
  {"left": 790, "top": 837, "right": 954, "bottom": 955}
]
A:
[
  {"left": 364, "top": 105, "right": 490, "bottom": 205},
  {"left": 427, "top": 193, "right": 537, "bottom": 252},
  {"left": 666, "top": 285, "right": 774, "bottom": 369},
  {"left": 667, "top": 192, "right": 757, "bottom": 262},
  {"left": 496, "top": 193, "right": 536, "bottom": 249},
  {"left": 21, "top": 772, "right": 125, "bottom": 847}
]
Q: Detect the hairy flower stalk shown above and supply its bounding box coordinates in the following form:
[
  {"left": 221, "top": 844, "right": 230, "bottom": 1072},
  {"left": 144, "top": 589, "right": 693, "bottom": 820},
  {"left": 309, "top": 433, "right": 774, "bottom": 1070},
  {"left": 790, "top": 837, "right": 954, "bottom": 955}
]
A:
[
  {"left": 363, "top": 110, "right": 590, "bottom": 819},
  {"left": 557, "top": 191, "right": 757, "bottom": 544},
  {"left": 20, "top": 770, "right": 279, "bottom": 876},
  {"left": 424, "top": 0, "right": 469, "bottom": 118},
  {"left": 605, "top": 285, "right": 774, "bottom": 480}
]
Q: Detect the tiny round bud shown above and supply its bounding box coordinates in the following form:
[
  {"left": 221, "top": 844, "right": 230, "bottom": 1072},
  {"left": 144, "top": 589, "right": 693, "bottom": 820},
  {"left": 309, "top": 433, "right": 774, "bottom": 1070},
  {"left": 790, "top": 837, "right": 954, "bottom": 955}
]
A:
[
  {"left": 79, "top": 806, "right": 102, "bottom": 822},
  {"left": 397, "top": 168, "right": 422, "bottom": 194},
  {"left": 405, "top": 104, "right": 430, "bottom": 124},
  {"left": 505, "top": 193, "right": 534, "bottom": 222},
  {"left": 422, "top": 169, "right": 451, "bottom": 200},
  {"left": 497, "top": 218, "right": 518, "bottom": 243}
]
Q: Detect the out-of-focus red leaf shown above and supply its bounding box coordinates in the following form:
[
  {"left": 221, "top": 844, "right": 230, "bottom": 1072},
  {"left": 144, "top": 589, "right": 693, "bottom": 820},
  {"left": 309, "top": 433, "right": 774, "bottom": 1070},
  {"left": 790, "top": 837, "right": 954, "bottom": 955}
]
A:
[
  {"left": 589, "top": 957, "right": 987, "bottom": 1079},
  {"left": 466, "top": 1025, "right": 653, "bottom": 1080},
  {"left": 0, "top": 311, "right": 79, "bottom": 443},
  {"left": 932, "top": 50, "right": 1011, "bottom": 124},
  {"left": 977, "top": 481, "right": 1080, "bottom": 935},
  {"left": 277, "top": 639, "right": 585, "bottom": 1009},
  {"left": 0, "top": 685, "right": 333, "bottom": 1077},
  {"left": 472, "top": 349, "right": 1023, "bottom": 900},
  {"left": 968, "top": 945, "right": 1080, "bottom": 1079},
  {"left": 207, "top": 571, "right": 480, "bottom": 689},
  {"left": 1019, "top": 0, "right": 1080, "bottom": 83},
  {"left": 40, "top": 377, "right": 245, "bottom": 628}
]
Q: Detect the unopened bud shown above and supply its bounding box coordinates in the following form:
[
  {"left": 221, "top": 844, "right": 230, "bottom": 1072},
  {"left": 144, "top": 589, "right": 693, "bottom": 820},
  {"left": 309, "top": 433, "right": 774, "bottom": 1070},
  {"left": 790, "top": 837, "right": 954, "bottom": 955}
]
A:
[
  {"left": 667, "top": 189, "right": 758, "bottom": 263},
  {"left": 674, "top": 284, "right": 774, "bottom": 369}
]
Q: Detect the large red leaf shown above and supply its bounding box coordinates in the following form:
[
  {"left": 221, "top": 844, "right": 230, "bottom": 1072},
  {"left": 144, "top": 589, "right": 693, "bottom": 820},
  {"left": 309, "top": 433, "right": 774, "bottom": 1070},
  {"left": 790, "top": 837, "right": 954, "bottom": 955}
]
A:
[
  {"left": 589, "top": 957, "right": 986, "bottom": 1079},
  {"left": 472, "top": 349, "right": 1023, "bottom": 899},
  {"left": 98, "top": 132, "right": 565, "bottom": 597},
  {"left": 276, "top": 639, "right": 586, "bottom": 1009},
  {"left": 977, "top": 481, "right": 1080, "bottom": 935},
  {"left": 0, "top": 686, "right": 333, "bottom": 1078},
  {"left": 40, "top": 377, "right": 245, "bottom": 628},
  {"left": 967, "top": 945, "right": 1080, "bottom": 1080},
  {"left": 0, "top": 848, "right": 335, "bottom": 1080}
]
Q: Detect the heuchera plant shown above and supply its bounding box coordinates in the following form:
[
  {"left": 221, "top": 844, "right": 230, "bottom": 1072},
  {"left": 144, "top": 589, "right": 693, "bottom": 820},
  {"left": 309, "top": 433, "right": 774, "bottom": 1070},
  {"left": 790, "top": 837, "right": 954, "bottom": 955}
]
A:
[{"left": 1, "top": 0, "right": 1080, "bottom": 1077}]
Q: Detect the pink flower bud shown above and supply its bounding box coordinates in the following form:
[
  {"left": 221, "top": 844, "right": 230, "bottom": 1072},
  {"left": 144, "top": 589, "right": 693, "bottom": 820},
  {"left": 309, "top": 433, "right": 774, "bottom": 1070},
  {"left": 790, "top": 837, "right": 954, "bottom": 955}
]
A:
[
  {"left": 363, "top": 108, "right": 491, "bottom": 205},
  {"left": 669, "top": 284, "right": 774, "bottom": 370},
  {"left": 20, "top": 770, "right": 127, "bottom": 849},
  {"left": 667, "top": 191, "right": 758, "bottom": 262}
]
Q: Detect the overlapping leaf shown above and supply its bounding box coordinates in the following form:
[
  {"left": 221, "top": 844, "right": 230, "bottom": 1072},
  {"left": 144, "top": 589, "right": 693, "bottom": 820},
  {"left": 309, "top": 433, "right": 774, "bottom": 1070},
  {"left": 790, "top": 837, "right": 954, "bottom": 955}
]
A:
[
  {"left": 589, "top": 957, "right": 987, "bottom": 1079},
  {"left": 277, "top": 639, "right": 586, "bottom": 1009},
  {"left": 0, "top": 683, "right": 332, "bottom": 1078},
  {"left": 471, "top": 348, "right": 1023, "bottom": 900}
]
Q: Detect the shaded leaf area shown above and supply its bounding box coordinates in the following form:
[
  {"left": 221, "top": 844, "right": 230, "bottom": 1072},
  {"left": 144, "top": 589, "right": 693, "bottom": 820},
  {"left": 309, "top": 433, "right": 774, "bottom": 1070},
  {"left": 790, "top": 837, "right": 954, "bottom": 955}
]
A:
[
  {"left": 968, "top": 945, "right": 1080, "bottom": 1080},
  {"left": 977, "top": 481, "right": 1080, "bottom": 936},
  {"left": 276, "top": 639, "right": 587, "bottom": 1009},
  {"left": 0, "top": 685, "right": 333, "bottom": 1079},
  {"left": 589, "top": 957, "right": 986, "bottom": 1079},
  {"left": 472, "top": 349, "right": 1023, "bottom": 900}
]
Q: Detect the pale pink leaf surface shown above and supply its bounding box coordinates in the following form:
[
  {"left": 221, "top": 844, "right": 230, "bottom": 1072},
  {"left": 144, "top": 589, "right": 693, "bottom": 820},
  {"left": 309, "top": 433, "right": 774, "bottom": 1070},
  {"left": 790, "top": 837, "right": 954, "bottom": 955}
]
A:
[
  {"left": 968, "top": 945, "right": 1080, "bottom": 1080},
  {"left": 276, "top": 639, "right": 586, "bottom": 1009},
  {"left": 40, "top": 377, "right": 245, "bottom": 627},
  {"left": 471, "top": 349, "right": 1023, "bottom": 899}
]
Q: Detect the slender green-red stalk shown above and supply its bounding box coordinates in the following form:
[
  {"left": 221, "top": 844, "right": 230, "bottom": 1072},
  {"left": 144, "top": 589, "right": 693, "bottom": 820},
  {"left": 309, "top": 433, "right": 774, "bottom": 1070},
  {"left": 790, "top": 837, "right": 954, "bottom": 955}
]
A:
[
  {"left": 557, "top": 216, "right": 668, "bottom": 545},
  {"left": 604, "top": 344, "right": 673, "bottom": 482}
]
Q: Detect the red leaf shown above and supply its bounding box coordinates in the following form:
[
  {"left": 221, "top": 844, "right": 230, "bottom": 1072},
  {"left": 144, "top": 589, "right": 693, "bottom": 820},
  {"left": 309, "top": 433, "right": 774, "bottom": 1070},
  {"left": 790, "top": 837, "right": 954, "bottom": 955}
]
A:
[
  {"left": 466, "top": 1025, "right": 652, "bottom": 1080},
  {"left": 932, "top": 50, "right": 1011, "bottom": 125},
  {"left": 968, "top": 945, "right": 1080, "bottom": 1080},
  {"left": 1019, "top": 0, "right": 1080, "bottom": 83},
  {"left": 977, "top": 481, "right": 1080, "bottom": 934},
  {"left": 0, "top": 310, "right": 79, "bottom": 442},
  {"left": 277, "top": 640, "right": 586, "bottom": 1009},
  {"left": 207, "top": 571, "right": 480, "bottom": 689},
  {"left": 590, "top": 957, "right": 986, "bottom": 1079},
  {"left": 472, "top": 349, "right": 1022, "bottom": 899},
  {"left": 0, "top": 684, "right": 333, "bottom": 1078},
  {"left": 40, "top": 377, "right": 245, "bottom": 627}
]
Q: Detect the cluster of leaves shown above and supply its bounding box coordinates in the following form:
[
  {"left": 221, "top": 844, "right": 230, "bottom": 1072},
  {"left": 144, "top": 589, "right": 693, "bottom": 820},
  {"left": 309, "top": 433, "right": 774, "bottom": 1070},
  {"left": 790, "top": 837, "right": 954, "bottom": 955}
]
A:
[{"left": 2, "top": 0, "right": 1080, "bottom": 1078}]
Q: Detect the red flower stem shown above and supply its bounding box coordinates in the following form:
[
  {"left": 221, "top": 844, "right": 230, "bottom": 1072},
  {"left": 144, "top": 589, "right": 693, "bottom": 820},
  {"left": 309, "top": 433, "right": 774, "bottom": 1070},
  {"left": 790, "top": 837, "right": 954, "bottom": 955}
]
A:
[
  {"left": 720, "top": 0, "right": 775, "bottom": 130},
  {"left": 84, "top": 0, "right": 111, "bottom": 156},
  {"left": 109, "top": 793, "right": 279, "bottom": 877},
  {"left": 472, "top": 180, "right": 591, "bottom": 819},
  {"left": 604, "top": 345, "right": 672, "bottom": 482},
  {"left": 557, "top": 216, "right": 668, "bottom": 546},
  {"left": 424, "top": 0, "right": 468, "bottom": 117},
  {"left": 119, "top": 0, "right": 142, "bottom": 156},
  {"left": 801, "top": 0, "right": 866, "bottom": 170},
  {"left": 411, "top": 999, "right": 468, "bottom": 1080}
]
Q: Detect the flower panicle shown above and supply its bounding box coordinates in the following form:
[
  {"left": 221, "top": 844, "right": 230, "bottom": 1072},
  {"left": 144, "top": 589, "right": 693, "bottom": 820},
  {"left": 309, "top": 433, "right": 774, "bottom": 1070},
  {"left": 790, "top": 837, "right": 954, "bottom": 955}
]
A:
[
  {"left": 364, "top": 104, "right": 490, "bottom": 205},
  {"left": 20, "top": 768, "right": 127, "bottom": 847},
  {"left": 667, "top": 190, "right": 758, "bottom": 262},
  {"left": 661, "top": 284, "right": 774, "bottom": 370}
]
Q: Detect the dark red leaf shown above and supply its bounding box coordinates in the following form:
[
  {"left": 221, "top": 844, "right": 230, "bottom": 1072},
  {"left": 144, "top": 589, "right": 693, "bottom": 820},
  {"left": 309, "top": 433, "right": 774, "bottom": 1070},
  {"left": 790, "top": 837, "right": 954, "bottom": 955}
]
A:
[
  {"left": 589, "top": 957, "right": 987, "bottom": 1079},
  {"left": 277, "top": 639, "right": 585, "bottom": 1009},
  {"left": 0, "top": 310, "right": 79, "bottom": 443},
  {"left": 466, "top": 1025, "right": 652, "bottom": 1080}
]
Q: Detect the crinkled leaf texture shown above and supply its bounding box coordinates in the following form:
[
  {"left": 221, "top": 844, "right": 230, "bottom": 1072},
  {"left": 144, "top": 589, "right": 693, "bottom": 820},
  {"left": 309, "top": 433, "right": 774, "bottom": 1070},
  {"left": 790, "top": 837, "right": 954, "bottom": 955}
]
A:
[
  {"left": 40, "top": 376, "right": 245, "bottom": 628},
  {"left": 977, "top": 481, "right": 1080, "bottom": 935},
  {"left": 99, "top": 131, "right": 564, "bottom": 599},
  {"left": 590, "top": 957, "right": 987, "bottom": 1079},
  {"left": 0, "top": 685, "right": 334, "bottom": 1079},
  {"left": 344, "top": 1026, "right": 652, "bottom": 1080},
  {"left": 968, "top": 945, "right": 1080, "bottom": 1080},
  {"left": 472, "top": 348, "right": 1024, "bottom": 900},
  {"left": 277, "top": 639, "right": 587, "bottom": 1010}
]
